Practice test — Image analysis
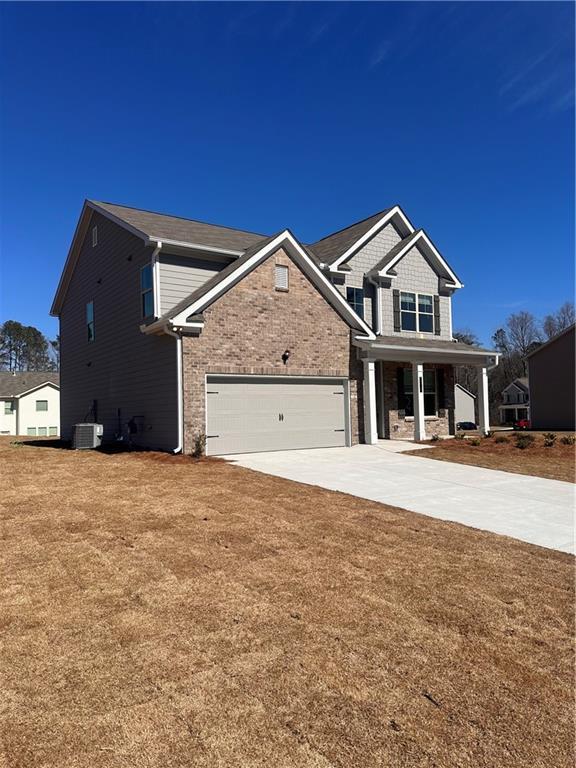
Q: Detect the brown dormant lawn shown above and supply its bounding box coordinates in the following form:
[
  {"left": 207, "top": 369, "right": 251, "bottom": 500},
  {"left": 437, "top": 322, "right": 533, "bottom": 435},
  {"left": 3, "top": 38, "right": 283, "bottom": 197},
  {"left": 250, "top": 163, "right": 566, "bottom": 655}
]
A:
[
  {"left": 1, "top": 437, "right": 573, "bottom": 767},
  {"left": 411, "top": 432, "right": 575, "bottom": 483}
]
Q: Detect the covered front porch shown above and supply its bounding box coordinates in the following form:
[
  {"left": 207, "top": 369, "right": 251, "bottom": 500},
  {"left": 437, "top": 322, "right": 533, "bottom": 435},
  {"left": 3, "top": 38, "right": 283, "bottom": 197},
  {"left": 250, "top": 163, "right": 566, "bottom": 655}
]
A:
[{"left": 355, "top": 336, "right": 499, "bottom": 443}]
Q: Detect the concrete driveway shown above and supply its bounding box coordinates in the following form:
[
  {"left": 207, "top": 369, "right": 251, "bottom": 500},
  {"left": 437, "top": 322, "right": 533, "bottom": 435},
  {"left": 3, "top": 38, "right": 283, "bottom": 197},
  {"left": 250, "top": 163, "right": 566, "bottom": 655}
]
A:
[{"left": 231, "top": 443, "right": 575, "bottom": 554}]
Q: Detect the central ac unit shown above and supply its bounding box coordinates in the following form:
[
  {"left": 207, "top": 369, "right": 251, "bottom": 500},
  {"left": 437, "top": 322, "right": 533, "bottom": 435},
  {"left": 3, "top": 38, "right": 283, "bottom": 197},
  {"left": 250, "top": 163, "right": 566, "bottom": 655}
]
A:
[{"left": 73, "top": 423, "right": 104, "bottom": 450}]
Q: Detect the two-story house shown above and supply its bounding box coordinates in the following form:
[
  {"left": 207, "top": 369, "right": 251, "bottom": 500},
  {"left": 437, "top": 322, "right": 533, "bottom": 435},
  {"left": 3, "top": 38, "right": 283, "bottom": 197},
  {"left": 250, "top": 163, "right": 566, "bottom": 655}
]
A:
[
  {"left": 499, "top": 378, "right": 530, "bottom": 425},
  {"left": 51, "top": 201, "right": 498, "bottom": 454},
  {"left": 0, "top": 372, "right": 60, "bottom": 436}
]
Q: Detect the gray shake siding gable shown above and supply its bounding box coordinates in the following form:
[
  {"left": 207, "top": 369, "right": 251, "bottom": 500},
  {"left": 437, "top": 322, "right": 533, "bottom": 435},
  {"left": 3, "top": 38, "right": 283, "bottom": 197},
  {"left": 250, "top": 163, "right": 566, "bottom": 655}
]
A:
[
  {"left": 59, "top": 212, "right": 179, "bottom": 450},
  {"left": 380, "top": 245, "right": 452, "bottom": 339}
]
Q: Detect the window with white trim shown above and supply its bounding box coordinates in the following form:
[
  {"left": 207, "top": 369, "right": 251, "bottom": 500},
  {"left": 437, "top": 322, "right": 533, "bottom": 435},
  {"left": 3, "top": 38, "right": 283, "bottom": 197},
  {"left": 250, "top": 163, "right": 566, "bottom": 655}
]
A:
[
  {"left": 402, "top": 369, "right": 437, "bottom": 417},
  {"left": 92, "top": 226, "right": 98, "bottom": 247},
  {"left": 346, "top": 287, "right": 364, "bottom": 319},
  {"left": 274, "top": 264, "right": 289, "bottom": 291},
  {"left": 27, "top": 427, "right": 36, "bottom": 436},
  {"left": 86, "top": 301, "right": 95, "bottom": 341},
  {"left": 141, "top": 264, "right": 154, "bottom": 317},
  {"left": 4, "top": 400, "right": 14, "bottom": 415},
  {"left": 38, "top": 427, "right": 47, "bottom": 437},
  {"left": 36, "top": 400, "right": 48, "bottom": 412},
  {"left": 49, "top": 426, "right": 58, "bottom": 436},
  {"left": 401, "top": 292, "right": 434, "bottom": 333}
]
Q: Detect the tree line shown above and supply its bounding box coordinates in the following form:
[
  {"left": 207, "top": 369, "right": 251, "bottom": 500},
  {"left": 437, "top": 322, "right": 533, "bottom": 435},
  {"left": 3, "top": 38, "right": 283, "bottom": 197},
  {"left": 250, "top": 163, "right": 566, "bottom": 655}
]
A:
[
  {"left": 454, "top": 301, "right": 574, "bottom": 418},
  {"left": 0, "top": 320, "right": 59, "bottom": 371}
]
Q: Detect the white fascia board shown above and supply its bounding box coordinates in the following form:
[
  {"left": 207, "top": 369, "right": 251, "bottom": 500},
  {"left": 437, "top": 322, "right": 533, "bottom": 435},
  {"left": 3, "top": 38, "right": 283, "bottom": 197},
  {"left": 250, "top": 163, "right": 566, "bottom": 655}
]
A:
[
  {"left": 329, "top": 206, "right": 415, "bottom": 271},
  {"left": 379, "top": 230, "right": 463, "bottom": 289},
  {"left": 170, "top": 230, "right": 376, "bottom": 339},
  {"left": 147, "top": 237, "right": 244, "bottom": 257}
]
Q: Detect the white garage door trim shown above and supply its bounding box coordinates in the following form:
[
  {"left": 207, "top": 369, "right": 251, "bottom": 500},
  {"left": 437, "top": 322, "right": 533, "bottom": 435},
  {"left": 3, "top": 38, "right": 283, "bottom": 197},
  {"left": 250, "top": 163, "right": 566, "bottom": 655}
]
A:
[{"left": 204, "top": 374, "right": 351, "bottom": 455}]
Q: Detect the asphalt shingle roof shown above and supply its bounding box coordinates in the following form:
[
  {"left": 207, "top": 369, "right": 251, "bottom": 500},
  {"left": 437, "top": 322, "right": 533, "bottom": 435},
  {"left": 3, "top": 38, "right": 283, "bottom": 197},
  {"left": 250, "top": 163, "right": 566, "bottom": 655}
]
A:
[
  {"left": 91, "top": 201, "right": 267, "bottom": 253},
  {"left": 0, "top": 371, "right": 60, "bottom": 398},
  {"left": 374, "top": 336, "right": 494, "bottom": 353},
  {"left": 308, "top": 208, "right": 393, "bottom": 265}
]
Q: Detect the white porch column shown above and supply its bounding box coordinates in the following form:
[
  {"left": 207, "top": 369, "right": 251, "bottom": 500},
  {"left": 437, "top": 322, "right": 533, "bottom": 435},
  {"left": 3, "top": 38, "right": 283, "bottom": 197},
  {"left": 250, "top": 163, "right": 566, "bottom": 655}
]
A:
[
  {"left": 363, "top": 359, "right": 378, "bottom": 445},
  {"left": 477, "top": 366, "right": 490, "bottom": 434},
  {"left": 412, "top": 362, "right": 426, "bottom": 441}
]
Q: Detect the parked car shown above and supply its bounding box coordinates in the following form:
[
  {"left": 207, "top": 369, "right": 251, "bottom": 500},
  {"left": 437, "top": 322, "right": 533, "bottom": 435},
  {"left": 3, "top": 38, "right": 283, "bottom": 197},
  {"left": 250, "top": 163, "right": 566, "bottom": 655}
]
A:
[
  {"left": 513, "top": 419, "right": 531, "bottom": 430},
  {"left": 456, "top": 421, "right": 477, "bottom": 431}
]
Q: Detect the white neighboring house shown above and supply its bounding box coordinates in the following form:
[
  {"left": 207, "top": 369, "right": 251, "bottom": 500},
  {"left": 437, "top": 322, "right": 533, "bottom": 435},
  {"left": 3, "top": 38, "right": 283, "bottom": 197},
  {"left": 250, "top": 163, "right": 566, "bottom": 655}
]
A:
[
  {"left": 454, "top": 383, "right": 476, "bottom": 425},
  {"left": 0, "top": 372, "right": 60, "bottom": 437}
]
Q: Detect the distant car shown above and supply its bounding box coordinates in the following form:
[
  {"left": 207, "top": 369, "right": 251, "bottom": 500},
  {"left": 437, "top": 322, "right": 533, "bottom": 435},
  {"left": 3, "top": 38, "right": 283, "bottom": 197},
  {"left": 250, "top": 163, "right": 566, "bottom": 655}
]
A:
[
  {"left": 456, "top": 421, "right": 477, "bottom": 431},
  {"left": 513, "top": 419, "right": 531, "bottom": 430}
]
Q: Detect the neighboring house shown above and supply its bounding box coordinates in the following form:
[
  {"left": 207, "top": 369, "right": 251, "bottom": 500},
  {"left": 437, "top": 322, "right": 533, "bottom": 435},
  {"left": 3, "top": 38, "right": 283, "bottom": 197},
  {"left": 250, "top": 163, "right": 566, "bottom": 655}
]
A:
[
  {"left": 51, "top": 200, "right": 498, "bottom": 455},
  {"left": 0, "top": 372, "right": 60, "bottom": 436},
  {"left": 526, "top": 324, "right": 575, "bottom": 431},
  {"left": 454, "top": 383, "right": 476, "bottom": 425},
  {"left": 499, "top": 378, "right": 530, "bottom": 425}
]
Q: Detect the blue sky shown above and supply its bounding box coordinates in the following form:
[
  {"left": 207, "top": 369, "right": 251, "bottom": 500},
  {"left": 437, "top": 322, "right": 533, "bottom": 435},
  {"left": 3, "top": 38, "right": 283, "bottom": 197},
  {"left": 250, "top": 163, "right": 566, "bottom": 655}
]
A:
[{"left": 0, "top": 1, "right": 573, "bottom": 345}]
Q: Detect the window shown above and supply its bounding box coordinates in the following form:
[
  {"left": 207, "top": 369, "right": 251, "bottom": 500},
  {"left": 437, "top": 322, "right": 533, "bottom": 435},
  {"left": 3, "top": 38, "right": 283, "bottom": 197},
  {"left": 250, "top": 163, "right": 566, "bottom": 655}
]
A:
[
  {"left": 27, "top": 427, "right": 36, "bottom": 436},
  {"left": 274, "top": 264, "right": 289, "bottom": 291},
  {"left": 346, "top": 287, "right": 364, "bottom": 319},
  {"left": 36, "top": 400, "right": 48, "bottom": 412},
  {"left": 38, "top": 427, "right": 47, "bottom": 437},
  {"left": 402, "top": 369, "right": 437, "bottom": 417},
  {"left": 49, "top": 427, "right": 58, "bottom": 436},
  {"left": 400, "top": 292, "right": 434, "bottom": 333},
  {"left": 92, "top": 226, "right": 98, "bottom": 247},
  {"left": 4, "top": 400, "right": 13, "bottom": 415},
  {"left": 86, "top": 301, "right": 95, "bottom": 341},
  {"left": 141, "top": 264, "right": 154, "bottom": 317}
]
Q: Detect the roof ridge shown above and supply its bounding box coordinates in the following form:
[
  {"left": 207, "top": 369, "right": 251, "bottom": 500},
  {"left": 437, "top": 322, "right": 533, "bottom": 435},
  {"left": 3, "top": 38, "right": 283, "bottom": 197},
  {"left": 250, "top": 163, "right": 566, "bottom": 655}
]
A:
[
  {"left": 311, "top": 206, "right": 395, "bottom": 245},
  {"left": 90, "top": 200, "right": 269, "bottom": 239}
]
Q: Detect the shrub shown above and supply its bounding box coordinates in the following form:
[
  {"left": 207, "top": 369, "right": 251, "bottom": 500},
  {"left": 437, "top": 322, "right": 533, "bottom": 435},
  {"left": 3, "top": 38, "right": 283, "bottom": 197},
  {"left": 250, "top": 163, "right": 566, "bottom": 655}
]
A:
[
  {"left": 543, "top": 432, "right": 556, "bottom": 447},
  {"left": 469, "top": 438, "right": 481, "bottom": 446},
  {"left": 515, "top": 434, "right": 535, "bottom": 450},
  {"left": 560, "top": 435, "right": 576, "bottom": 446},
  {"left": 192, "top": 433, "right": 207, "bottom": 458},
  {"left": 495, "top": 435, "right": 508, "bottom": 444},
  {"left": 430, "top": 434, "right": 441, "bottom": 442},
  {"left": 454, "top": 432, "right": 466, "bottom": 441}
]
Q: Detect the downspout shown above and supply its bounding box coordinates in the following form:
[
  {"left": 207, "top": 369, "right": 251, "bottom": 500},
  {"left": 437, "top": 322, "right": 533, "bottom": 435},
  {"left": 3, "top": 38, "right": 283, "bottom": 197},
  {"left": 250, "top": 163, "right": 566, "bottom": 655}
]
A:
[{"left": 165, "top": 326, "right": 184, "bottom": 454}]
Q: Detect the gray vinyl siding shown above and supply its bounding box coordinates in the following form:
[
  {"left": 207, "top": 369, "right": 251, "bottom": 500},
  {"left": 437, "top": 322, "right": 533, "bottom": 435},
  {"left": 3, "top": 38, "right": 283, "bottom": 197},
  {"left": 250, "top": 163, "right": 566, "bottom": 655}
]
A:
[
  {"left": 335, "top": 223, "right": 403, "bottom": 329},
  {"left": 159, "top": 254, "right": 229, "bottom": 316},
  {"left": 59, "top": 211, "right": 179, "bottom": 450},
  {"left": 380, "top": 245, "right": 452, "bottom": 340}
]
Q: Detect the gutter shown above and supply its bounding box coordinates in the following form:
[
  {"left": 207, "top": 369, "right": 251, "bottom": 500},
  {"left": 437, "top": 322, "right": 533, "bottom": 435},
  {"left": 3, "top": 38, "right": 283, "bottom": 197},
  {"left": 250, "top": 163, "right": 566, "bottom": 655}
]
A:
[
  {"left": 147, "top": 237, "right": 244, "bottom": 258},
  {"left": 164, "top": 327, "right": 184, "bottom": 454}
]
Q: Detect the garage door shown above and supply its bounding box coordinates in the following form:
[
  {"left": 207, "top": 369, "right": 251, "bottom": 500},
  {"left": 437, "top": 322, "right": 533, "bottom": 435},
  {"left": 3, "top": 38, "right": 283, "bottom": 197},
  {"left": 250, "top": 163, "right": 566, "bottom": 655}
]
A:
[{"left": 205, "top": 376, "right": 348, "bottom": 455}]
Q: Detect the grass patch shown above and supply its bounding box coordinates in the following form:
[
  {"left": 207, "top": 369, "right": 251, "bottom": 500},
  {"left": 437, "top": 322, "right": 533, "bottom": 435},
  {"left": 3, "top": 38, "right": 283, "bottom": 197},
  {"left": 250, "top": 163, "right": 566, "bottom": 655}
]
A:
[{"left": 0, "top": 436, "right": 573, "bottom": 767}]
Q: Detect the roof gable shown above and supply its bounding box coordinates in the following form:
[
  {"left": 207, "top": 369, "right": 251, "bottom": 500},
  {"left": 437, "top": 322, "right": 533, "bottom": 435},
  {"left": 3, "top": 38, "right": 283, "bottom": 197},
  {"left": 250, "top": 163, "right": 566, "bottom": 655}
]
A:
[
  {"left": 309, "top": 205, "right": 415, "bottom": 268},
  {"left": 368, "top": 229, "right": 463, "bottom": 289},
  {"left": 145, "top": 230, "right": 375, "bottom": 339},
  {"left": 0, "top": 372, "right": 60, "bottom": 398}
]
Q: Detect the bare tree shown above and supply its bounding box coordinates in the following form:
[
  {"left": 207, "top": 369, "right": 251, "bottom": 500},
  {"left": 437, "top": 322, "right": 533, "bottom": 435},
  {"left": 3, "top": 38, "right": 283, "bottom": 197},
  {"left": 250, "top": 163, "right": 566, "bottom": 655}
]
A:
[
  {"left": 506, "top": 311, "right": 542, "bottom": 358},
  {"left": 543, "top": 301, "right": 575, "bottom": 339}
]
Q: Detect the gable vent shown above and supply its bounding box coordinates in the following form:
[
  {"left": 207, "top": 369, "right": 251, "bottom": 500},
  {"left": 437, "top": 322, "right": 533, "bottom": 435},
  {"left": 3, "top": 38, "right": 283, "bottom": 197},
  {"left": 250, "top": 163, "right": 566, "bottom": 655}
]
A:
[{"left": 275, "top": 264, "right": 289, "bottom": 291}]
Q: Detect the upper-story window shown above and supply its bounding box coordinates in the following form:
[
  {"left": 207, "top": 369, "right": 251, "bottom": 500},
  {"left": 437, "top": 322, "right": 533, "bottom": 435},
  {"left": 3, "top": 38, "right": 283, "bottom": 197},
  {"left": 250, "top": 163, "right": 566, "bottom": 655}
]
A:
[
  {"left": 36, "top": 400, "right": 48, "bottom": 412},
  {"left": 401, "top": 292, "right": 434, "bottom": 333},
  {"left": 141, "top": 264, "right": 154, "bottom": 318},
  {"left": 92, "top": 226, "right": 98, "bottom": 247},
  {"left": 86, "top": 301, "right": 95, "bottom": 342},
  {"left": 346, "top": 287, "right": 364, "bottom": 319},
  {"left": 4, "top": 400, "right": 14, "bottom": 415}
]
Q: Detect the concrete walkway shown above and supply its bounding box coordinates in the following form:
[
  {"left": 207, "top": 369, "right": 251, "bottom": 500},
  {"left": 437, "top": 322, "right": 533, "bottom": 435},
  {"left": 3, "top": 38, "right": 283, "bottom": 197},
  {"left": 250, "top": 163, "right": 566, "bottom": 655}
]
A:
[{"left": 230, "top": 443, "right": 575, "bottom": 554}]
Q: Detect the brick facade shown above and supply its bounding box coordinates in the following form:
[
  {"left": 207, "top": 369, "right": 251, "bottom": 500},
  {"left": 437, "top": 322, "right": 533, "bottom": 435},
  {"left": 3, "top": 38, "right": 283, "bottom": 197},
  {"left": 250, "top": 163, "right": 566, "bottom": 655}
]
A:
[
  {"left": 379, "top": 361, "right": 455, "bottom": 440},
  {"left": 181, "top": 247, "right": 364, "bottom": 453}
]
